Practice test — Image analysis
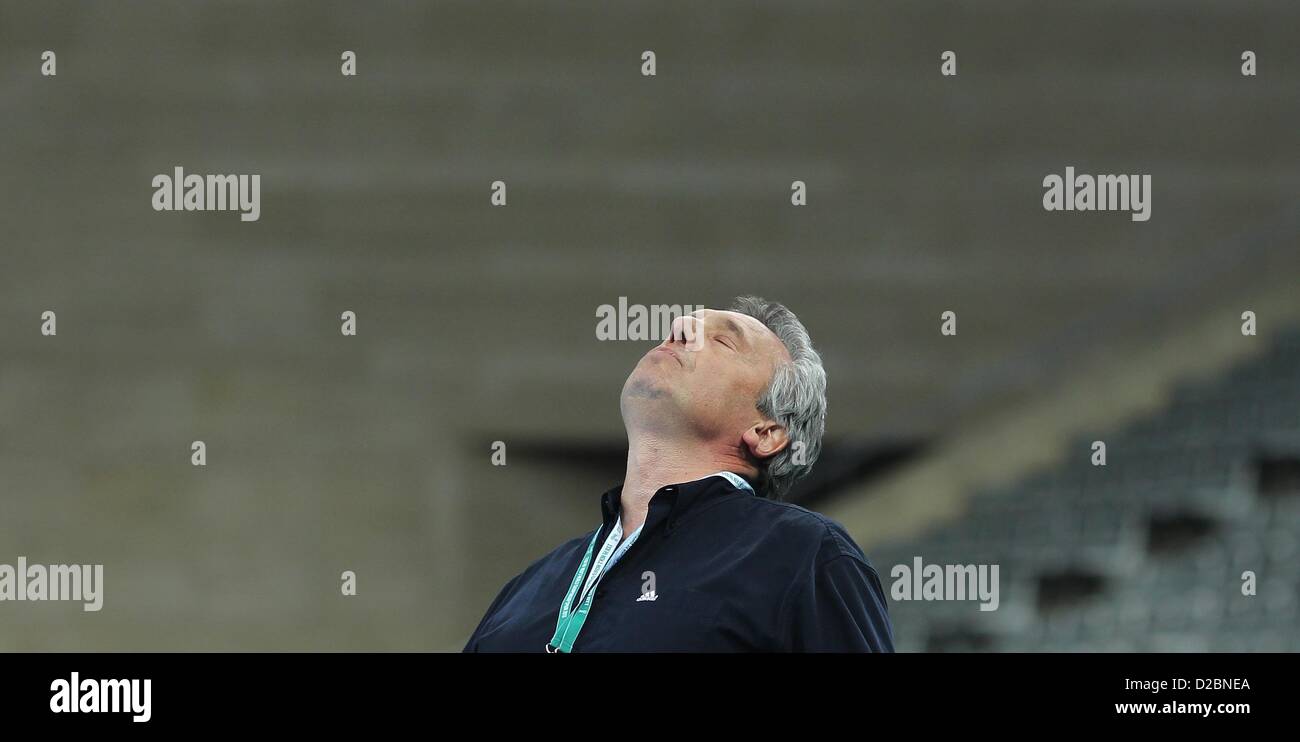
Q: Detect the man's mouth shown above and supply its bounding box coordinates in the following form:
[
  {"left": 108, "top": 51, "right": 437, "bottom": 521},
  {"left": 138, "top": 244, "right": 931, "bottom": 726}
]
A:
[{"left": 653, "top": 346, "right": 683, "bottom": 366}]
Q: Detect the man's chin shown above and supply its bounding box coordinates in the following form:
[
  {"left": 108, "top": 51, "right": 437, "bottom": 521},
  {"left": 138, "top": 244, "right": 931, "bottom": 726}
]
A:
[{"left": 621, "top": 372, "right": 670, "bottom": 402}]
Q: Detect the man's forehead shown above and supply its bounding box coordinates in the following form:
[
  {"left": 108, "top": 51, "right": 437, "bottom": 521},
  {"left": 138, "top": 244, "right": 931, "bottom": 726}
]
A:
[
  {"left": 693, "top": 308, "right": 791, "bottom": 359},
  {"left": 690, "top": 308, "right": 757, "bottom": 331}
]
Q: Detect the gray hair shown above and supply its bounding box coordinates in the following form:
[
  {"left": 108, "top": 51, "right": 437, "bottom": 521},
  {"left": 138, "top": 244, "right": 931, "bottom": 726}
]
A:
[{"left": 729, "top": 296, "right": 827, "bottom": 500}]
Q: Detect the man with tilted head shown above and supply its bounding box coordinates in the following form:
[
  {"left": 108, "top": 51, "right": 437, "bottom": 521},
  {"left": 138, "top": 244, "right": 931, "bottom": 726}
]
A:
[{"left": 465, "top": 297, "right": 893, "bottom": 652}]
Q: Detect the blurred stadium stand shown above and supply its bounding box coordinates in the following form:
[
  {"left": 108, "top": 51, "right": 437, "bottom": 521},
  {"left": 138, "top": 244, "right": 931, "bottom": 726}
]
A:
[{"left": 873, "top": 327, "right": 1300, "bottom": 652}]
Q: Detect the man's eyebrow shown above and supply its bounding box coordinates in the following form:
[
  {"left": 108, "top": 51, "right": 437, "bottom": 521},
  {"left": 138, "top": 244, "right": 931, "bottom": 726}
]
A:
[{"left": 718, "top": 315, "right": 751, "bottom": 348}]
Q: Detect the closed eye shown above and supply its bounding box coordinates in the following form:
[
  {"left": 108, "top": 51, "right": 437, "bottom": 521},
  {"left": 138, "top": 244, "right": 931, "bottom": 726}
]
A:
[{"left": 716, "top": 336, "right": 736, "bottom": 350}]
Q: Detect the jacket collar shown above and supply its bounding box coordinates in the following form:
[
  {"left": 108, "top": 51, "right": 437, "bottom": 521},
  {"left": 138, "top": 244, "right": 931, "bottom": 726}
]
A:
[{"left": 599, "top": 472, "right": 756, "bottom": 530}]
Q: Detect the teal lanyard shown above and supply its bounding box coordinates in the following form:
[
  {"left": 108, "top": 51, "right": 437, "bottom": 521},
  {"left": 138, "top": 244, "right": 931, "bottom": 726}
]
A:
[
  {"left": 547, "top": 474, "right": 751, "bottom": 651},
  {"left": 547, "top": 520, "right": 626, "bottom": 653}
]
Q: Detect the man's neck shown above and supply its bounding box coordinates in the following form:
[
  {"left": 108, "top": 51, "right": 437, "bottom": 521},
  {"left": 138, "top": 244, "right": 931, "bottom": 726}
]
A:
[{"left": 618, "top": 432, "right": 751, "bottom": 534}]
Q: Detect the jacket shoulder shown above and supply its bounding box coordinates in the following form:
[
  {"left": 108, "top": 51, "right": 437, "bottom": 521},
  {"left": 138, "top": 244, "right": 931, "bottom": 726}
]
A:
[{"left": 744, "top": 498, "right": 874, "bottom": 569}]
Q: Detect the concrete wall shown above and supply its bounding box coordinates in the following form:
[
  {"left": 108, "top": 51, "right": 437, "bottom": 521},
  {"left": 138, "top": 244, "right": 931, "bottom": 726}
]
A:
[{"left": 1, "top": 1, "right": 1296, "bottom": 649}]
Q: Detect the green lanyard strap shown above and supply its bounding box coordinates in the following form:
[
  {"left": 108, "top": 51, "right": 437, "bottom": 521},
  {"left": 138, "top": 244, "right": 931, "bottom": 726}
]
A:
[{"left": 547, "top": 521, "right": 623, "bottom": 653}]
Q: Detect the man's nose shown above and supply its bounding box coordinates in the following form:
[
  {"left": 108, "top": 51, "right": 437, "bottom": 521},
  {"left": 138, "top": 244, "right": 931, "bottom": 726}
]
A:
[{"left": 666, "top": 314, "right": 704, "bottom": 351}]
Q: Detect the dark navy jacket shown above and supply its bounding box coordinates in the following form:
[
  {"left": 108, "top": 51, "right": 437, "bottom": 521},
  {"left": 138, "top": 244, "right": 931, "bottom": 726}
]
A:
[{"left": 464, "top": 474, "right": 894, "bottom": 652}]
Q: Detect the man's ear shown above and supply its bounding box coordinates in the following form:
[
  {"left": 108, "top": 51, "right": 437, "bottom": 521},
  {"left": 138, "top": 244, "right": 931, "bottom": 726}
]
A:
[{"left": 742, "top": 420, "right": 789, "bottom": 461}]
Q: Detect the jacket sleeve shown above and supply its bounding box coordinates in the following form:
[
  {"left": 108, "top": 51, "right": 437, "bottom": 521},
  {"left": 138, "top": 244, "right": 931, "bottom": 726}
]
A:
[
  {"left": 461, "top": 573, "right": 520, "bottom": 653},
  {"left": 785, "top": 554, "right": 895, "bottom": 652}
]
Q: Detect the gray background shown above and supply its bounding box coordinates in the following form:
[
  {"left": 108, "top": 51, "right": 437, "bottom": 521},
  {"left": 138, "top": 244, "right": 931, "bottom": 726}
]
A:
[{"left": 1, "top": 1, "right": 1296, "bottom": 650}]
